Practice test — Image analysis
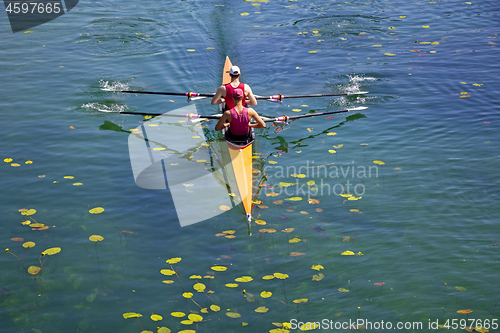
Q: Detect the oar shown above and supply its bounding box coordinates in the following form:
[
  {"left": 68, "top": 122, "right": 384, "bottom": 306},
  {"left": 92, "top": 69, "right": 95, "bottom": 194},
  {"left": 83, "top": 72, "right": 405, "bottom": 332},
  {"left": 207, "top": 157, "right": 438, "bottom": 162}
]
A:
[
  {"left": 261, "top": 106, "right": 368, "bottom": 123},
  {"left": 105, "top": 89, "right": 368, "bottom": 102},
  {"left": 98, "top": 109, "right": 222, "bottom": 119},
  {"left": 98, "top": 106, "right": 367, "bottom": 122},
  {"left": 255, "top": 91, "right": 368, "bottom": 103},
  {"left": 107, "top": 90, "right": 216, "bottom": 98}
]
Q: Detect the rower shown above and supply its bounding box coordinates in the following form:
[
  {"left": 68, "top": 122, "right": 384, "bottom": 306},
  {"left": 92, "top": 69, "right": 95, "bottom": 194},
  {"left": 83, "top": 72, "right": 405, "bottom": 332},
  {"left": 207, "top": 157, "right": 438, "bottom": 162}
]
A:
[
  {"left": 214, "top": 89, "right": 265, "bottom": 141},
  {"left": 211, "top": 65, "right": 258, "bottom": 109}
]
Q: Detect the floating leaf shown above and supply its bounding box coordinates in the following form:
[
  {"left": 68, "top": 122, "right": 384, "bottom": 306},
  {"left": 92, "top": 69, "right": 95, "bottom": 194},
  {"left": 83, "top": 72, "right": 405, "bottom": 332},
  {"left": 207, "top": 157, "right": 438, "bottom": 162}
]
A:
[
  {"left": 270, "top": 329, "right": 290, "bottom": 333},
  {"left": 455, "top": 286, "right": 467, "bottom": 291},
  {"left": 170, "top": 312, "right": 185, "bottom": 317},
  {"left": 23, "top": 241, "right": 36, "bottom": 248},
  {"left": 28, "top": 266, "right": 41, "bottom": 275},
  {"left": 225, "top": 283, "right": 239, "bottom": 288},
  {"left": 182, "top": 292, "right": 193, "bottom": 298},
  {"left": 4, "top": 158, "right": 13, "bottom": 163},
  {"left": 457, "top": 309, "right": 473, "bottom": 314},
  {"left": 226, "top": 312, "right": 241, "bottom": 318},
  {"left": 210, "top": 304, "right": 221, "bottom": 312},
  {"left": 157, "top": 328, "right": 171, "bottom": 333},
  {"left": 193, "top": 283, "right": 206, "bottom": 292},
  {"left": 211, "top": 266, "right": 227, "bottom": 272},
  {"left": 123, "top": 312, "right": 142, "bottom": 319},
  {"left": 219, "top": 205, "right": 231, "bottom": 211},
  {"left": 423, "top": 25, "right": 430, "bottom": 28},
  {"left": 289, "top": 238, "right": 301, "bottom": 243},
  {"left": 290, "top": 252, "right": 305, "bottom": 257},
  {"left": 279, "top": 182, "right": 294, "bottom": 187},
  {"left": 308, "top": 198, "right": 320, "bottom": 204},
  {"left": 162, "top": 280, "right": 174, "bottom": 284},
  {"left": 223, "top": 230, "right": 235, "bottom": 235},
  {"left": 189, "top": 275, "right": 202, "bottom": 279},
  {"left": 374, "top": 282, "right": 385, "bottom": 286},
  {"left": 268, "top": 160, "right": 278, "bottom": 164},
  {"left": 188, "top": 314, "right": 203, "bottom": 322},
  {"left": 300, "top": 322, "right": 320, "bottom": 330},
  {"left": 315, "top": 208, "right": 323, "bottom": 213},
  {"left": 21, "top": 209, "right": 36, "bottom": 216},
  {"left": 274, "top": 273, "right": 289, "bottom": 279},
  {"left": 259, "top": 229, "right": 276, "bottom": 234},
  {"left": 311, "top": 264, "right": 324, "bottom": 271},
  {"left": 293, "top": 298, "right": 308, "bottom": 304},
  {"left": 160, "top": 269, "right": 176, "bottom": 276},
  {"left": 180, "top": 320, "right": 193, "bottom": 325},
  {"left": 262, "top": 275, "right": 275, "bottom": 280},
  {"left": 255, "top": 306, "right": 269, "bottom": 313},
  {"left": 89, "top": 207, "right": 104, "bottom": 214},
  {"left": 166, "top": 257, "right": 182, "bottom": 264},
  {"left": 341, "top": 251, "right": 355, "bottom": 255},
  {"left": 338, "top": 288, "right": 349, "bottom": 292},
  {"left": 30, "top": 223, "right": 44, "bottom": 228},
  {"left": 235, "top": 276, "right": 253, "bottom": 282},
  {"left": 266, "top": 192, "right": 279, "bottom": 197},
  {"left": 328, "top": 150, "right": 336, "bottom": 154},
  {"left": 89, "top": 235, "right": 103, "bottom": 242},
  {"left": 327, "top": 132, "right": 337, "bottom": 136},
  {"left": 260, "top": 291, "right": 272, "bottom": 298},
  {"left": 312, "top": 273, "right": 324, "bottom": 281},
  {"left": 43, "top": 247, "right": 61, "bottom": 255},
  {"left": 373, "top": 160, "right": 385, "bottom": 165},
  {"left": 11, "top": 237, "right": 24, "bottom": 242},
  {"left": 384, "top": 53, "right": 396, "bottom": 56},
  {"left": 285, "top": 197, "right": 302, "bottom": 201},
  {"left": 282, "top": 228, "right": 294, "bottom": 233},
  {"left": 151, "top": 314, "right": 163, "bottom": 321},
  {"left": 255, "top": 219, "right": 266, "bottom": 225}
]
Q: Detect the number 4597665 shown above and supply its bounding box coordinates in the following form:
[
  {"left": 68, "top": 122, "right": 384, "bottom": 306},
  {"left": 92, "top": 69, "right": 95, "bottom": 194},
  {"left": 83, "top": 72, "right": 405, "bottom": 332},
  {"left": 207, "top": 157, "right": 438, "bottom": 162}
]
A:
[
  {"left": 444, "top": 319, "right": 498, "bottom": 330},
  {"left": 5, "top": 2, "right": 62, "bottom": 14}
]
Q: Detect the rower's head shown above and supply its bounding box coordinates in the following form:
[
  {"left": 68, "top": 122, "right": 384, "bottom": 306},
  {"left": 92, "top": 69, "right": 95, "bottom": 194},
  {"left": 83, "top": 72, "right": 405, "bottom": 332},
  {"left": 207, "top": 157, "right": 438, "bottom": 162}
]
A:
[
  {"left": 233, "top": 88, "right": 244, "bottom": 103},
  {"left": 229, "top": 66, "right": 241, "bottom": 79}
]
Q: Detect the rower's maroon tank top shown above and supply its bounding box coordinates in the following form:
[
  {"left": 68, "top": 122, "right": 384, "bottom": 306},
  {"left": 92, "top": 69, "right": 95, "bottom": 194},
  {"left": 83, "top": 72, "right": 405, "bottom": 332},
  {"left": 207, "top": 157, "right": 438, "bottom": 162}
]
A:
[
  {"left": 229, "top": 107, "right": 250, "bottom": 136},
  {"left": 225, "top": 83, "right": 246, "bottom": 110}
]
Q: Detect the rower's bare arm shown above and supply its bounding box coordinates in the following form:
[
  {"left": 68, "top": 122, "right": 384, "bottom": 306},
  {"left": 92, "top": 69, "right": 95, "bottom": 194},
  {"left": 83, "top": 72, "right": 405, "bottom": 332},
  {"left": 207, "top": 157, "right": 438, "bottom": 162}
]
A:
[
  {"left": 249, "top": 109, "right": 266, "bottom": 128},
  {"left": 211, "top": 86, "right": 226, "bottom": 105},
  {"left": 245, "top": 85, "right": 258, "bottom": 106},
  {"left": 214, "top": 111, "right": 231, "bottom": 131}
]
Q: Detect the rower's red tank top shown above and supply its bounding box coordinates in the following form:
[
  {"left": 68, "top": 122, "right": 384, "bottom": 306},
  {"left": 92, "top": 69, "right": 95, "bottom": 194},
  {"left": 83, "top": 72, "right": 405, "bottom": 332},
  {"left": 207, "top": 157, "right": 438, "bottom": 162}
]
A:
[
  {"left": 225, "top": 83, "right": 246, "bottom": 110},
  {"left": 229, "top": 107, "right": 250, "bottom": 136}
]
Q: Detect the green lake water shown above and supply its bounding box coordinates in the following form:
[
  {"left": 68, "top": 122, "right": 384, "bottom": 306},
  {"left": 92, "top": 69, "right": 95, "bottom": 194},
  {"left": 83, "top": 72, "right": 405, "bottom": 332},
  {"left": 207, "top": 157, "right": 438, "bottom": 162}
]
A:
[{"left": 1, "top": 0, "right": 499, "bottom": 332}]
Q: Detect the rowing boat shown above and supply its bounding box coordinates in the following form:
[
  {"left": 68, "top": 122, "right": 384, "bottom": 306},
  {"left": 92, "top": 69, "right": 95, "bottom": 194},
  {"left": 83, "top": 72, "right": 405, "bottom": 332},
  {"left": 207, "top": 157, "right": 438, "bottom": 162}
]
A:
[
  {"left": 219, "top": 56, "right": 254, "bottom": 224},
  {"left": 101, "top": 59, "right": 369, "bottom": 227}
]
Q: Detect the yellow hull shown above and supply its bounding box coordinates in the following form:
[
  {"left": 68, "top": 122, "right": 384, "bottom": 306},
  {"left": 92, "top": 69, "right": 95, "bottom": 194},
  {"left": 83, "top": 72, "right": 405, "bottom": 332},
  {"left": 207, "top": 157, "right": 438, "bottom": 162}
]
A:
[{"left": 221, "top": 57, "right": 253, "bottom": 222}]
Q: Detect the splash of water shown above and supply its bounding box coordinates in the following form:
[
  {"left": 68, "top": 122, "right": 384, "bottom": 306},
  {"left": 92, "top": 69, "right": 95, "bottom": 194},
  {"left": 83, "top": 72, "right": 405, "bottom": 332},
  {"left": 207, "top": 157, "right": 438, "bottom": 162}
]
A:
[
  {"left": 82, "top": 102, "right": 128, "bottom": 113},
  {"left": 99, "top": 80, "right": 130, "bottom": 92}
]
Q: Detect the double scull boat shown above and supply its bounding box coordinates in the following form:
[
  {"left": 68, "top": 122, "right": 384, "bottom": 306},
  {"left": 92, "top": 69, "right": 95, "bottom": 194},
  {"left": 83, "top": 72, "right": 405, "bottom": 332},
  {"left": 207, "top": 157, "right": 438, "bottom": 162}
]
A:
[{"left": 101, "top": 56, "right": 368, "bottom": 227}]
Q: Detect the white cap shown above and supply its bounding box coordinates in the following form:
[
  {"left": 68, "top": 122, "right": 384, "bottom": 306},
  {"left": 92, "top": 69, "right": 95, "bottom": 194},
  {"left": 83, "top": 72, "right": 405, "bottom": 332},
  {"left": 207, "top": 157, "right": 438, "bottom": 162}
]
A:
[{"left": 229, "top": 66, "right": 241, "bottom": 75}]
